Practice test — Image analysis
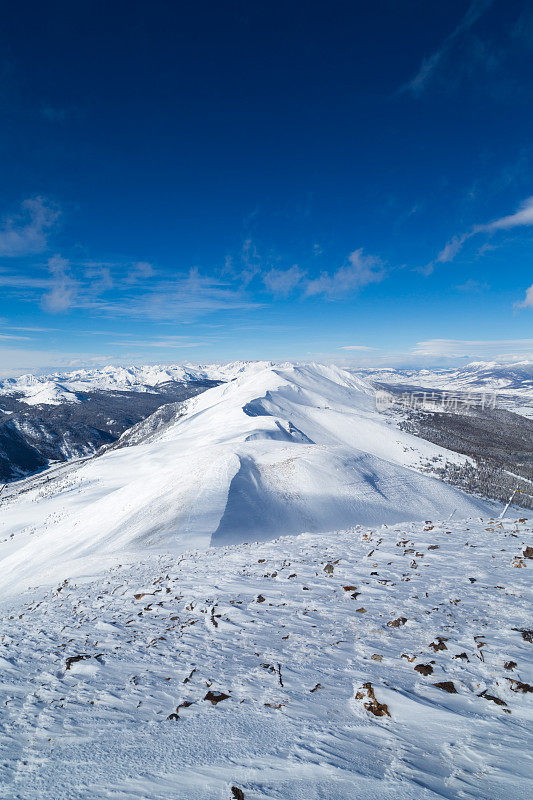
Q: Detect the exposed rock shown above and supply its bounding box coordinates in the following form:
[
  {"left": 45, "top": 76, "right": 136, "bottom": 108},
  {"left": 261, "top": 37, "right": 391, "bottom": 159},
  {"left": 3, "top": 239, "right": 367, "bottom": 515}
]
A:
[
  {"left": 355, "top": 682, "right": 390, "bottom": 717},
  {"left": 204, "top": 690, "right": 231, "bottom": 705},
  {"left": 433, "top": 681, "right": 458, "bottom": 694},
  {"left": 414, "top": 663, "right": 433, "bottom": 676},
  {"left": 387, "top": 617, "right": 407, "bottom": 628}
]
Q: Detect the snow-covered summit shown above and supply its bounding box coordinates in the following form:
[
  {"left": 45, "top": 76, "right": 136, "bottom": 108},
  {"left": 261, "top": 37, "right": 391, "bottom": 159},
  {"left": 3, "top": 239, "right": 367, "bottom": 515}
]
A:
[{"left": 0, "top": 362, "right": 495, "bottom": 598}]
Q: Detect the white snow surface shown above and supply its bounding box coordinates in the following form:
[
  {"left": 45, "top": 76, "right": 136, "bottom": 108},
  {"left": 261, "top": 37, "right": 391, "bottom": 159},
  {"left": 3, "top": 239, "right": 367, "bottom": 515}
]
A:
[
  {"left": 0, "top": 363, "right": 495, "bottom": 599},
  {"left": 0, "top": 516, "right": 531, "bottom": 799}
]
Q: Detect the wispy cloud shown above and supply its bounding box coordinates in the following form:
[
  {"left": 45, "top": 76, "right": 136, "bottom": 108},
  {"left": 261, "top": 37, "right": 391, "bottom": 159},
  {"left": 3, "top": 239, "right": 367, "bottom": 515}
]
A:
[
  {"left": 456, "top": 278, "right": 490, "bottom": 292},
  {"left": 401, "top": 0, "right": 494, "bottom": 96},
  {"left": 412, "top": 338, "right": 533, "bottom": 360},
  {"left": 0, "top": 196, "right": 60, "bottom": 257},
  {"left": 305, "top": 249, "right": 385, "bottom": 298},
  {"left": 263, "top": 265, "right": 305, "bottom": 296},
  {"left": 125, "top": 261, "right": 155, "bottom": 283},
  {"left": 41, "top": 255, "right": 78, "bottom": 313},
  {"left": 515, "top": 284, "right": 533, "bottom": 310},
  {"left": 95, "top": 267, "right": 262, "bottom": 320},
  {"left": 108, "top": 337, "right": 204, "bottom": 348},
  {"left": 0, "top": 333, "right": 31, "bottom": 340},
  {"left": 339, "top": 345, "right": 375, "bottom": 351},
  {"left": 428, "top": 196, "right": 533, "bottom": 272}
]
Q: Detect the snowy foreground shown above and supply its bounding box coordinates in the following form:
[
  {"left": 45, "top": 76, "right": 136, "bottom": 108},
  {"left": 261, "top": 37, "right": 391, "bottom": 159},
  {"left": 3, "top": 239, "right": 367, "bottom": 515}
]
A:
[{"left": 1, "top": 516, "right": 532, "bottom": 799}]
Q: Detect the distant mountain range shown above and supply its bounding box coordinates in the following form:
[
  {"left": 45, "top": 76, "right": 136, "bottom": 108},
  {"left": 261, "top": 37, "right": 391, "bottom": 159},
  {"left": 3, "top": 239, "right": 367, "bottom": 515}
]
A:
[
  {"left": 352, "top": 360, "right": 533, "bottom": 418},
  {"left": 1, "top": 359, "right": 531, "bottom": 486}
]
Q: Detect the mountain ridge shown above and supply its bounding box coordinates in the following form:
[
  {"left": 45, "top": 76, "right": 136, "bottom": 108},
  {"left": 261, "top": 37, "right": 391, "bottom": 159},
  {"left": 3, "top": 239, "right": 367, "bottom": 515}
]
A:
[{"left": 0, "top": 362, "right": 496, "bottom": 599}]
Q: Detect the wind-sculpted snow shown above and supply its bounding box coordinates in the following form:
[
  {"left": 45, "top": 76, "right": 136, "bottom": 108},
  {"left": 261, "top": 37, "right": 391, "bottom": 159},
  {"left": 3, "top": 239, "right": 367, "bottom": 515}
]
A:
[
  {"left": 0, "top": 517, "right": 531, "bottom": 799},
  {"left": 0, "top": 363, "right": 496, "bottom": 598}
]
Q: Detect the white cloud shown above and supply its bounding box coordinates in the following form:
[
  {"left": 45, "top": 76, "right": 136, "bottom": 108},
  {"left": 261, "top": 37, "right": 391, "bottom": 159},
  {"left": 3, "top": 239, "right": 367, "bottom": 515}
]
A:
[
  {"left": 41, "top": 255, "right": 78, "bottom": 313},
  {"left": 515, "top": 284, "right": 533, "bottom": 309},
  {"left": 0, "top": 333, "right": 31, "bottom": 340},
  {"left": 126, "top": 261, "right": 155, "bottom": 283},
  {"left": 456, "top": 278, "right": 490, "bottom": 292},
  {"left": 305, "top": 249, "right": 385, "bottom": 298},
  {"left": 430, "top": 195, "right": 533, "bottom": 270},
  {"left": 412, "top": 338, "right": 533, "bottom": 359},
  {"left": 483, "top": 196, "right": 533, "bottom": 231},
  {"left": 402, "top": 0, "right": 493, "bottom": 95},
  {"left": 339, "top": 345, "right": 375, "bottom": 351},
  {"left": 0, "top": 196, "right": 60, "bottom": 257},
  {"left": 263, "top": 265, "right": 305, "bottom": 296},
  {"left": 99, "top": 267, "right": 262, "bottom": 320}
]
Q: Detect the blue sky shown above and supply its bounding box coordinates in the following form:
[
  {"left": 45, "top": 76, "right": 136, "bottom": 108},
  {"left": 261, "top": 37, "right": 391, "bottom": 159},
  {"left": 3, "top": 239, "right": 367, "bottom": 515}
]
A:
[{"left": 0, "top": 0, "right": 532, "bottom": 374}]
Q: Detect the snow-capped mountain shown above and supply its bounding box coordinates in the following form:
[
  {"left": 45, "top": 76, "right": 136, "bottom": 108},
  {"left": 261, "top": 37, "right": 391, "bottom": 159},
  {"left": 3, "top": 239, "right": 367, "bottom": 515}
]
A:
[
  {"left": 353, "top": 361, "right": 533, "bottom": 418},
  {"left": 0, "top": 362, "right": 496, "bottom": 600},
  {"left": 0, "top": 362, "right": 261, "bottom": 405},
  {"left": 354, "top": 360, "right": 533, "bottom": 393}
]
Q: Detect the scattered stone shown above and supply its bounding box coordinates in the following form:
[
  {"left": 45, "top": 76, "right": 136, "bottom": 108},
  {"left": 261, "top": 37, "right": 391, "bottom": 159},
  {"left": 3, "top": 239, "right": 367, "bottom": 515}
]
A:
[
  {"left": 355, "top": 608, "right": 366, "bottom": 613},
  {"left": 204, "top": 690, "right": 230, "bottom": 705},
  {"left": 414, "top": 663, "right": 433, "bottom": 676},
  {"left": 355, "top": 682, "right": 390, "bottom": 717},
  {"left": 371, "top": 654, "right": 383, "bottom": 662},
  {"left": 453, "top": 652, "right": 469, "bottom": 661},
  {"left": 65, "top": 654, "right": 102, "bottom": 670},
  {"left": 310, "top": 684, "right": 322, "bottom": 692},
  {"left": 507, "top": 679, "right": 533, "bottom": 694},
  {"left": 256, "top": 595, "right": 266, "bottom": 603},
  {"left": 183, "top": 668, "right": 196, "bottom": 684},
  {"left": 504, "top": 660, "right": 517, "bottom": 670},
  {"left": 387, "top": 617, "right": 407, "bottom": 628},
  {"left": 343, "top": 585, "right": 358, "bottom": 591},
  {"left": 478, "top": 691, "right": 507, "bottom": 706},
  {"left": 324, "top": 564, "right": 334, "bottom": 574},
  {"left": 433, "top": 681, "right": 458, "bottom": 694},
  {"left": 429, "top": 637, "right": 448, "bottom": 652},
  {"left": 231, "top": 788, "right": 245, "bottom": 800}
]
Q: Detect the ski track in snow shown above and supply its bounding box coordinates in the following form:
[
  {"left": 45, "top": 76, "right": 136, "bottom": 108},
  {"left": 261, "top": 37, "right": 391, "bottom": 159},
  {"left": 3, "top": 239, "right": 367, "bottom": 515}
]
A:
[{"left": 0, "top": 517, "right": 531, "bottom": 799}]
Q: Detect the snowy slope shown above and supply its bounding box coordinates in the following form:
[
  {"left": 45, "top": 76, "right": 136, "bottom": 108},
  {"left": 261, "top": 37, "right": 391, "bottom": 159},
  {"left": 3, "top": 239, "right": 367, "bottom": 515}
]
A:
[
  {"left": 0, "top": 363, "right": 496, "bottom": 599},
  {"left": 0, "top": 515, "right": 531, "bottom": 800}
]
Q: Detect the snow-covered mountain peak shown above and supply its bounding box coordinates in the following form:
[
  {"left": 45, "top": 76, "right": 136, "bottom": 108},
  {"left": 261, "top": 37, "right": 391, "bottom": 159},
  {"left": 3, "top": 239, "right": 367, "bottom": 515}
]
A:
[{"left": 0, "top": 361, "right": 496, "bottom": 599}]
